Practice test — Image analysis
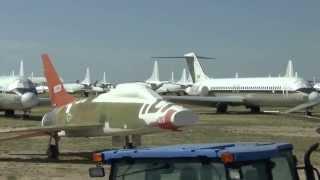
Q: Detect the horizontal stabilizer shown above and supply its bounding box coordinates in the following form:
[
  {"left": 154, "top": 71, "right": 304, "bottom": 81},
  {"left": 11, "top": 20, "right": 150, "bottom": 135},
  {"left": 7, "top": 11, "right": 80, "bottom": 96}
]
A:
[
  {"left": 152, "top": 52, "right": 214, "bottom": 83},
  {"left": 152, "top": 56, "right": 215, "bottom": 60}
]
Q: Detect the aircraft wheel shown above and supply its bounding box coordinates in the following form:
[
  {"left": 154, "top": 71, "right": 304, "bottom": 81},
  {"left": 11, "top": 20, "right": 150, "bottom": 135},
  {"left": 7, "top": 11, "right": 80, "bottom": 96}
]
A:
[
  {"left": 4, "top": 110, "right": 15, "bottom": 117},
  {"left": 216, "top": 104, "right": 228, "bottom": 114},
  {"left": 250, "top": 106, "right": 261, "bottom": 114},
  {"left": 47, "top": 145, "right": 59, "bottom": 160},
  {"left": 22, "top": 114, "right": 30, "bottom": 119},
  {"left": 306, "top": 111, "right": 313, "bottom": 116}
]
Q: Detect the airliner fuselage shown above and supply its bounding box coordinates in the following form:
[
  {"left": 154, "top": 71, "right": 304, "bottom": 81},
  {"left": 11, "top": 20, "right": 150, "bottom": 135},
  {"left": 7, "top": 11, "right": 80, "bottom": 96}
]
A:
[{"left": 196, "top": 77, "right": 312, "bottom": 107}]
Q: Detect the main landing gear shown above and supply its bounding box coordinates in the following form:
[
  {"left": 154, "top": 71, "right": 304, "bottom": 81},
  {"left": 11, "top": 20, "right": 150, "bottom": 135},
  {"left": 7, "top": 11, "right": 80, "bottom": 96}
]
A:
[
  {"left": 47, "top": 133, "right": 60, "bottom": 160},
  {"left": 22, "top": 110, "right": 31, "bottom": 119},
  {"left": 124, "top": 136, "right": 135, "bottom": 149},
  {"left": 249, "top": 106, "right": 261, "bottom": 114},
  {"left": 216, "top": 104, "right": 228, "bottom": 114},
  {"left": 4, "top": 110, "right": 15, "bottom": 117},
  {"left": 305, "top": 110, "right": 313, "bottom": 117}
]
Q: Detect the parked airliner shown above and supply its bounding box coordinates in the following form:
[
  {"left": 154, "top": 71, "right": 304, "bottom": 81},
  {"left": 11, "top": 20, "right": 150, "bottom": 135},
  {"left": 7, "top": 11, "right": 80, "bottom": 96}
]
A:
[{"left": 154, "top": 53, "right": 319, "bottom": 115}]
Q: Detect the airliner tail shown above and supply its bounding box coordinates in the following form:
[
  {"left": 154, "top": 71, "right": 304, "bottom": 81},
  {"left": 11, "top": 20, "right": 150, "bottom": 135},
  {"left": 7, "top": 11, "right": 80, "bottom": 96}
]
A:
[{"left": 146, "top": 60, "right": 160, "bottom": 83}]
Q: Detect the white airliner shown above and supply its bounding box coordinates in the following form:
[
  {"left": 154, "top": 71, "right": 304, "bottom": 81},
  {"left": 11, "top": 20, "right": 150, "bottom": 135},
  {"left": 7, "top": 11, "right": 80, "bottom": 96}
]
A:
[
  {"left": 155, "top": 53, "right": 320, "bottom": 115},
  {"left": 314, "top": 81, "right": 320, "bottom": 91},
  {"left": 96, "top": 72, "right": 113, "bottom": 90},
  {"left": 0, "top": 60, "right": 39, "bottom": 117},
  {"left": 145, "top": 61, "right": 187, "bottom": 95},
  {"left": 63, "top": 67, "right": 91, "bottom": 93}
]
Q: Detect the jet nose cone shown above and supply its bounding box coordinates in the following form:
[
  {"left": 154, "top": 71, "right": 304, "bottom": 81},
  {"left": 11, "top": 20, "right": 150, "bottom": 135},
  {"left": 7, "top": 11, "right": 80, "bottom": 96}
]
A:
[
  {"left": 158, "top": 107, "right": 198, "bottom": 130},
  {"left": 171, "top": 109, "right": 198, "bottom": 127},
  {"left": 21, "top": 92, "right": 39, "bottom": 108}
]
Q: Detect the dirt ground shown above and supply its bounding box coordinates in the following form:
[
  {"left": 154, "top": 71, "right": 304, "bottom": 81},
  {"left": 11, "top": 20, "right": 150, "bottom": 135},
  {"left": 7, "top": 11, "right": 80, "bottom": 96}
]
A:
[{"left": 0, "top": 105, "right": 319, "bottom": 179}]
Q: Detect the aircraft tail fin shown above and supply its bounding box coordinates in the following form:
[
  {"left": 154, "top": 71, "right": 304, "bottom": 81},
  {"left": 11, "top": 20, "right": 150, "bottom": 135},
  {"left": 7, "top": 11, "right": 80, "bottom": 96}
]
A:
[
  {"left": 19, "top": 60, "right": 24, "bottom": 77},
  {"left": 102, "top": 72, "right": 106, "bottom": 84},
  {"left": 285, "top": 60, "right": 294, "bottom": 78},
  {"left": 81, "top": 67, "right": 91, "bottom": 86},
  {"left": 170, "top": 72, "right": 175, "bottom": 83},
  {"left": 187, "top": 71, "right": 193, "bottom": 84},
  {"left": 41, "top": 54, "right": 76, "bottom": 107},
  {"left": 146, "top": 60, "right": 160, "bottom": 82},
  {"left": 178, "top": 68, "right": 187, "bottom": 84},
  {"left": 152, "top": 52, "right": 214, "bottom": 83},
  {"left": 183, "top": 52, "right": 210, "bottom": 83}
]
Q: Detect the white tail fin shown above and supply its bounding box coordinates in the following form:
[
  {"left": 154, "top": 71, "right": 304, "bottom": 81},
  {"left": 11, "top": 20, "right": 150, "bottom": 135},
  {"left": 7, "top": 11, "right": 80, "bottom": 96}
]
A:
[
  {"left": 100, "top": 72, "right": 107, "bottom": 84},
  {"left": 19, "top": 60, "right": 24, "bottom": 77},
  {"left": 146, "top": 60, "right": 160, "bottom": 83},
  {"left": 187, "top": 72, "right": 193, "bottom": 84},
  {"left": 152, "top": 53, "right": 213, "bottom": 83},
  {"left": 184, "top": 52, "right": 209, "bottom": 83},
  {"left": 235, "top": 72, "right": 239, "bottom": 78},
  {"left": 285, "top": 60, "right": 294, "bottom": 78},
  {"left": 178, "top": 68, "right": 187, "bottom": 83},
  {"left": 81, "top": 67, "right": 91, "bottom": 86},
  {"left": 170, "top": 72, "right": 175, "bottom": 83}
]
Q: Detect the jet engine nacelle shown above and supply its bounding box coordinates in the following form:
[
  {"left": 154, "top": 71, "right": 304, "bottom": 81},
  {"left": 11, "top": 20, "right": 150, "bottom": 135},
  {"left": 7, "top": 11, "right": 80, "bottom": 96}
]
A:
[
  {"left": 185, "top": 85, "right": 209, "bottom": 96},
  {"left": 309, "top": 91, "right": 320, "bottom": 101},
  {"left": 21, "top": 92, "right": 39, "bottom": 108}
]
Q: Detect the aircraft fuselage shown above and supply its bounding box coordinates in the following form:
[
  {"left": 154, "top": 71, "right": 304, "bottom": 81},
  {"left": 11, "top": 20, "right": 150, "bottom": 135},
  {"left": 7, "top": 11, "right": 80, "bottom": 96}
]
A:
[{"left": 42, "top": 96, "right": 197, "bottom": 137}]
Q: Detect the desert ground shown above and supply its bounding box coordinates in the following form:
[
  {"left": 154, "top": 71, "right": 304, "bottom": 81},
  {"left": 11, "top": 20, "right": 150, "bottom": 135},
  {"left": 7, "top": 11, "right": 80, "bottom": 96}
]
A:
[{"left": 0, "top": 104, "right": 319, "bottom": 180}]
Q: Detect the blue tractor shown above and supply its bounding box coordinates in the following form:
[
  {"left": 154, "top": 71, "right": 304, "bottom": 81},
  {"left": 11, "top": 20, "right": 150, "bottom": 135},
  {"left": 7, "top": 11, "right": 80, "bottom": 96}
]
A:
[{"left": 89, "top": 142, "right": 319, "bottom": 180}]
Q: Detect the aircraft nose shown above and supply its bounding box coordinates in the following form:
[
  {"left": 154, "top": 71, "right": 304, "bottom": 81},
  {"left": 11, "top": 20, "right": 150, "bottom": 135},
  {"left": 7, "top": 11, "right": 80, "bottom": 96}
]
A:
[
  {"left": 21, "top": 92, "right": 39, "bottom": 108},
  {"left": 158, "top": 107, "right": 198, "bottom": 130}
]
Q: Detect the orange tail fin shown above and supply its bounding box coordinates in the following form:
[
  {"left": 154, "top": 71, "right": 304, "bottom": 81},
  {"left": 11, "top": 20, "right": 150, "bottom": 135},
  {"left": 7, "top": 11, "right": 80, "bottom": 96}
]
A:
[{"left": 41, "top": 54, "right": 76, "bottom": 107}]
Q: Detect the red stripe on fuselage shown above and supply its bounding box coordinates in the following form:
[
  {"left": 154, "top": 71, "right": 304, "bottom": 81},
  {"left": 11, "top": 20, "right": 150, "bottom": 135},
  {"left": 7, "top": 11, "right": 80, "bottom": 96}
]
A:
[{"left": 158, "top": 109, "right": 178, "bottom": 130}]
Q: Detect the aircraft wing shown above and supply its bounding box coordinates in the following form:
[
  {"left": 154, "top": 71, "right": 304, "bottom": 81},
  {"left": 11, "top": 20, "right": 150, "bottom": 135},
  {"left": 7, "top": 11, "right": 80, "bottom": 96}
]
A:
[
  {"left": 0, "top": 125, "right": 134, "bottom": 142},
  {"left": 284, "top": 100, "right": 320, "bottom": 114},
  {"left": 0, "top": 126, "right": 66, "bottom": 141},
  {"left": 163, "top": 95, "right": 245, "bottom": 106}
]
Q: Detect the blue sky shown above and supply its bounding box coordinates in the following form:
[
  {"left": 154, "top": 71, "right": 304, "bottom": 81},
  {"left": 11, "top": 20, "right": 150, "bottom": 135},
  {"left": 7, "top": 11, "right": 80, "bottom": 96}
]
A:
[{"left": 0, "top": 0, "right": 319, "bottom": 82}]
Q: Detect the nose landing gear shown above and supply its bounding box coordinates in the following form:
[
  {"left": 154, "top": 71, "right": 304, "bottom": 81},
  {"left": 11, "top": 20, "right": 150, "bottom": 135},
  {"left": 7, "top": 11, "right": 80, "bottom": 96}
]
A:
[{"left": 47, "top": 133, "right": 60, "bottom": 160}]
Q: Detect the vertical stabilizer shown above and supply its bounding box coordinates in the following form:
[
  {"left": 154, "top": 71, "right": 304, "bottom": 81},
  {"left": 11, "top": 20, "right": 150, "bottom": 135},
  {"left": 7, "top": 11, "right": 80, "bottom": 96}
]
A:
[
  {"left": 178, "top": 68, "right": 187, "bottom": 84},
  {"left": 146, "top": 60, "right": 160, "bottom": 83},
  {"left": 171, "top": 72, "right": 175, "bottom": 83},
  {"left": 285, "top": 60, "right": 294, "bottom": 78},
  {"left": 81, "top": 67, "right": 91, "bottom": 86},
  {"left": 187, "top": 72, "right": 193, "bottom": 84},
  {"left": 41, "top": 54, "right": 75, "bottom": 107},
  {"left": 102, "top": 72, "right": 106, "bottom": 84},
  {"left": 19, "top": 60, "right": 24, "bottom": 77},
  {"left": 184, "top": 52, "right": 209, "bottom": 83}
]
